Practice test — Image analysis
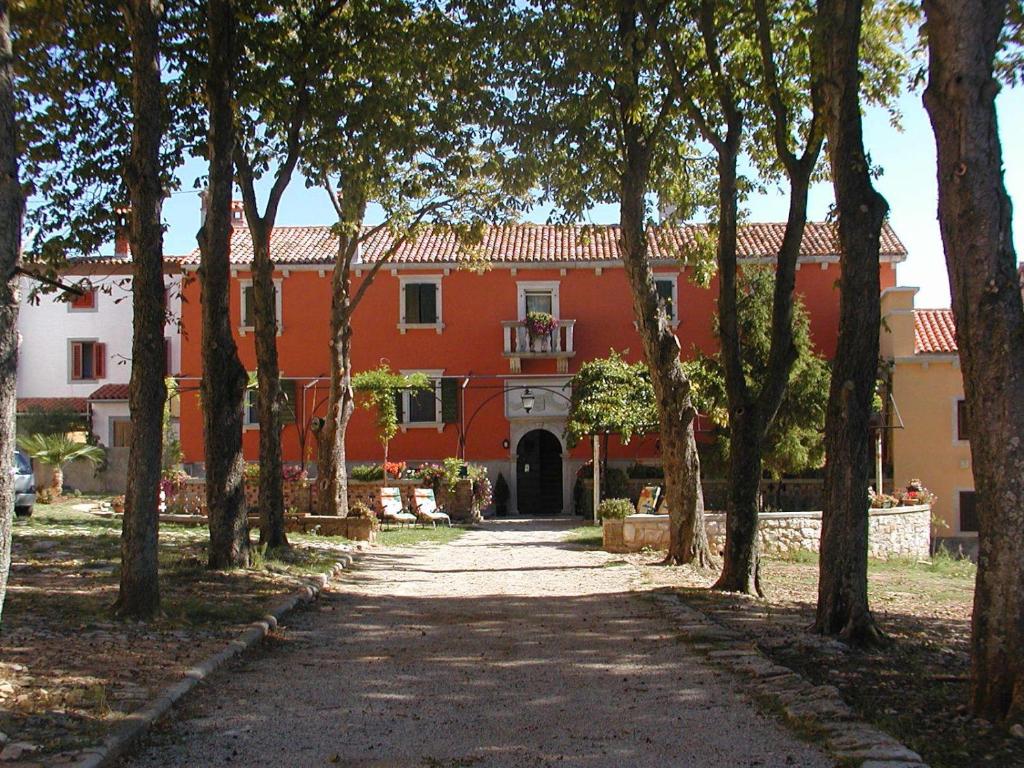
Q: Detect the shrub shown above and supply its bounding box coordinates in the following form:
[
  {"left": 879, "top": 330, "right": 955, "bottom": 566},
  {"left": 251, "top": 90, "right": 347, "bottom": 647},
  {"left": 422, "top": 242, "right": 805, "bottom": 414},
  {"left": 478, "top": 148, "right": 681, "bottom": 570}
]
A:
[
  {"left": 281, "top": 465, "right": 308, "bottom": 483},
  {"left": 598, "top": 498, "right": 634, "bottom": 520},
  {"left": 627, "top": 463, "right": 664, "bottom": 479},
  {"left": 383, "top": 460, "right": 406, "bottom": 479},
  {"left": 605, "top": 468, "right": 629, "bottom": 499},
  {"left": 349, "top": 500, "right": 381, "bottom": 529},
  {"left": 350, "top": 464, "right": 384, "bottom": 482}
]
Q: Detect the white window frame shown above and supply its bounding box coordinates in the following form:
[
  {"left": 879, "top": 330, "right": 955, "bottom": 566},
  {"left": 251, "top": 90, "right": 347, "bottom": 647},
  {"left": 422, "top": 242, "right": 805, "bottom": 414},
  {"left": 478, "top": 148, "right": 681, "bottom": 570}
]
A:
[
  {"left": 653, "top": 272, "right": 680, "bottom": 328},
  {"left": 239, "top": 278, "right": 283, "bottom": 337},
  {"left": 952, "top": 395, "right": 969, "bottom": 446},
  {"left": 399, "top": 368, "right": 444, "bottom": 433},
  {"left": 517, "top": 281, "right": 560, "bottom": 320},
  {"left": 398, "top": 275, "right": 444, "bottom": 334}
]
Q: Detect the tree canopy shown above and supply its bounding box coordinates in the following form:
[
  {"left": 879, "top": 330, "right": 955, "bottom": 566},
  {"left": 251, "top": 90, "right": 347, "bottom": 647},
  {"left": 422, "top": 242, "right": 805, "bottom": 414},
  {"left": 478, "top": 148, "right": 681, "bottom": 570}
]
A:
[
  {"left": 685, "top": 268, "right": 830, "bottom": 479},
  {"left": 565, "top": 351, "right": 659, "bottom": 448},
  {"left": 352, "top": 365, "right": 430, "bottom": 451}
]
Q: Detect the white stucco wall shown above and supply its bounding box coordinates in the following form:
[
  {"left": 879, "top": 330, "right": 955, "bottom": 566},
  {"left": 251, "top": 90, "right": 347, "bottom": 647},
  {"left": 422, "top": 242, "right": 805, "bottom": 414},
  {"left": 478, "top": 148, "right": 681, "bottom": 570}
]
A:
[{"left": 16, "top": 273, "right": 182, "bottom": 399}]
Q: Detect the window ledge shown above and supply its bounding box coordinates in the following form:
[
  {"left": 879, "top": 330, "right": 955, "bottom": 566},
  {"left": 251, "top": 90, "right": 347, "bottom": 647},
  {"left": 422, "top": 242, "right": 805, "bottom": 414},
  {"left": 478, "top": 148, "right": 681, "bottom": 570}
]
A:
[
  {"left": 238, "top": 326, "right": 283, "bottom": 337},
  {"left": 397, "top": 322, "right": 444, "bottom": 335},
  {"left": 400, "top": 422, "right": 445, "bottom": 433}
]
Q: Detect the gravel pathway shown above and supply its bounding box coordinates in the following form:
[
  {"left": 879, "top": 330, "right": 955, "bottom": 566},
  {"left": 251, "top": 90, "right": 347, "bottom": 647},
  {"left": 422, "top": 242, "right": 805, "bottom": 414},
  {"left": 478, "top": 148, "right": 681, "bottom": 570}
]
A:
[{"left": 123, "top": 518, "right": 832, "bottom": 767}]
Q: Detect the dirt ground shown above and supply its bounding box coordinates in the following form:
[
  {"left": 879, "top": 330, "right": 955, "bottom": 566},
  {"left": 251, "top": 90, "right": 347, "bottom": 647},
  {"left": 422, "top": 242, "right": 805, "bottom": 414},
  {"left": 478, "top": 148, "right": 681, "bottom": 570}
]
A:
[
  {"left": 0, "top": 502, "right": 355, "bottom": 764},
  {"left": 122, "top": 518, "right": 831, "bottom": 768},
  {"left": 622, "top": 544, "right": 1023, "bottom": 768}
]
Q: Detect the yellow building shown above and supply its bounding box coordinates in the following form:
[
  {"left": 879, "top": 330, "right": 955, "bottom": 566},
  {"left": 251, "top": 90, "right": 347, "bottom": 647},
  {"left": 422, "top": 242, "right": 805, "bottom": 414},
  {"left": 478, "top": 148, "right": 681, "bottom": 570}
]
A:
[{"left": 880, "top": 287, "right": 975, "bottom": 547}]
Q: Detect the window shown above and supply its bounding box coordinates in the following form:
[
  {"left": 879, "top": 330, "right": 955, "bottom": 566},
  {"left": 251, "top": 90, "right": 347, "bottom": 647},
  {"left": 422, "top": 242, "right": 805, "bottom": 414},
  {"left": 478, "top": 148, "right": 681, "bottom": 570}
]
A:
[
  {"left": 407, "top": 386, "right": 438, "bottom": 423},
  {"left": 244, "top": 378, "right": 297, "bottom": 428},
  {"left": 525, "top": 290, "right": 554, "bottom": 316},
  {"left": 110, "top": 418, "right": 132, "bottom": 448},
  {"left": 956, "top": 398, "right": 969, "bottom": 442},
  {"left": 239, "top": 279, "right": 282, "bottom": 334},
  {"left": 69, "top": 288, "right": 97, "bottom": 311},
  {"left": 655, "top": 278, "right": 676, "bottom": 320},
  {"left": 70, "top": 340, "right": 106, "bottom": 381},
  {"left": 959, "top": 490, "right": 978, "bottom": 533},
  {"left": 244, "top": 387, "right": 259, "bottom": 427},
  {"left": 404, "top": 283, "right": 438, "bottom": 324},
  {"left": 517, "top": 281, "right": 560, "bottom": 320},
  {"left": 398, "top": 277, "right": 443, "bottom": 331},
  {"left": 397, "top": 371, "right": 460, "bottom": 430}
]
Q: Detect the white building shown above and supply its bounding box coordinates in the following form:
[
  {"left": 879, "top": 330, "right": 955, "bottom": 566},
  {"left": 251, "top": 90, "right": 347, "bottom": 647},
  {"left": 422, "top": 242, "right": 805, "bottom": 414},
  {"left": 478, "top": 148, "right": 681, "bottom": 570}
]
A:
[{"left": 16, "top": 241, "right": 182, "bottom": 449}]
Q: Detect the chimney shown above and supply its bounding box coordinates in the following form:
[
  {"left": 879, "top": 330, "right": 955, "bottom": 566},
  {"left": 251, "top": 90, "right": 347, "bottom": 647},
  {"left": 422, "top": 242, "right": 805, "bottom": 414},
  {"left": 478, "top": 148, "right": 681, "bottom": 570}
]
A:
[
  {"left": 114, "top": 207, "right": 130, "bottom": 259},
  {"left": 658, "top": 197, "right": 677, "bottom": 225},
  {"left": 230, "top": 200, "right": 247, "bottom": 229},
  {"left": 199, "top": 192, "right": 247, "bottom": 229}
]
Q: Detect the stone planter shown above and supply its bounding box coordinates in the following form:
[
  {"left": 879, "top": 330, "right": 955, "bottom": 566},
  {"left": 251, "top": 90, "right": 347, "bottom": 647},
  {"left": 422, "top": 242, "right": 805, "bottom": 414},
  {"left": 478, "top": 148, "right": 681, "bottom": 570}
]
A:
[
  {"left": 435, "top": 478, "right": 480, "bottom": 523},
  {"left": 528, "top": 333, "right": 552, "bottom": 353},
  {"left": 602, "top": 519, "right": 626, "bottom": 553}
]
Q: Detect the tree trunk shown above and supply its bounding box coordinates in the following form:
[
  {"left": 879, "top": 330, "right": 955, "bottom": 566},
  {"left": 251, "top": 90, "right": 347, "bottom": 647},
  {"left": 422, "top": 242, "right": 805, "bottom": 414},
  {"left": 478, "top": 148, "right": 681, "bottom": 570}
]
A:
[
  {"left": 708, "top": 122, "right": 767, "bottom": 593},
  {"left": 615, "top": 35, "right": 711, "bottom": 565},
  {"left": 0, "top": 0, "right": 22, "bottom": 627},
  {"left": 250, "top": 221, "right": 287, "bottom": 547},
  {"left": 115, "top": 0, "right": 166, "bottom": 619},
  {"left": 716, "top": 413, "right": 763, "bottom": 594},
  {"left": 50, "top": 466, "right": 63, "bottom": 496},
  {"left": 922, "top": 0, "right": 1024, "bottom": 722},
  {"left": 317, "top": 296, "right": 354, "bottom": 517},
  {"left": 813, "top": 0, "right": 887, "bottom": 646},
  {"left": 200, "top": 0, "right": 249, "bottom": 569}
]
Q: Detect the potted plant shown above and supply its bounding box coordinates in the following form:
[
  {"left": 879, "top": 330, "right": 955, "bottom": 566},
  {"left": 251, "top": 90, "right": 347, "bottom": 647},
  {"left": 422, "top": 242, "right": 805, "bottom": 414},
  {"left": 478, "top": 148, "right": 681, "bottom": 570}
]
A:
[
  {"left": 493, "top": 473, "right": 510, "bottom": 517},
  {"left": 525, "top": 311, "right": 557, "bottom": 352}
]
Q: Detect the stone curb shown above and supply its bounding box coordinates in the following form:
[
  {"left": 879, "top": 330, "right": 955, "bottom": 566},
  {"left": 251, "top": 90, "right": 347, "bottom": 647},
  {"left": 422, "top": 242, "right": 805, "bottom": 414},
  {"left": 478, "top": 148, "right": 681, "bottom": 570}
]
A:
[
  {"left": 68, "top": 552, "right": 357, "bottom": 768},
  {"left": 649, "top": 592, "right": 929, "bottom": 768}
]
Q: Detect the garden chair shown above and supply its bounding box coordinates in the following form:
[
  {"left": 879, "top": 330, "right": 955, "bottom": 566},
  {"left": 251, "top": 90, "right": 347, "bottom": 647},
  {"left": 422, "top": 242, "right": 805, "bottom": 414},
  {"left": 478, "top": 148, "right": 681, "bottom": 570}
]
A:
[
  {"left": 412, "top": 488, "right": 452, "bottom": 528},
  {"left": 379, "top": 487, "right": 416, "bottom": 528},
  {"left": 635, "top": 485, "right": 662, "bottom": 515}
]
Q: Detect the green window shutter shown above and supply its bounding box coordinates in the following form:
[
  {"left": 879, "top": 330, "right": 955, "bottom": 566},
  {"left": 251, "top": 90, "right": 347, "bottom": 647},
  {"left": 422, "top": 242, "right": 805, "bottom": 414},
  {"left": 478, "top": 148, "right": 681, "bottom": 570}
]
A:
[
  {"left": 280, "top": 379, "right": 297, "bottom": 424},
  {"left": 404, "top": 283, "right": 420, "bottom": 323},
  {"left": 441, "top": 377, "right": 459, "bottom": 424},
  {"left": 393, "top": 390, "right": 405, "bottom": 424},
  {"left": 420, "top": 284, "right": 438, "bottom": 323},
  {"left": 243, "top": 285, "right": 255, "bottom": 326}
]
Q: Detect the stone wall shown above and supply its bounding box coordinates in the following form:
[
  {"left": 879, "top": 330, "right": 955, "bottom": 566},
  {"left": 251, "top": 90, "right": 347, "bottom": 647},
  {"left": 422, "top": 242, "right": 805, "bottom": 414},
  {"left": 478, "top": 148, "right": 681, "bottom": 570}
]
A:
[
  {"left": 606, "top": 504, "right": 932, "bottom": 560},
  {"left": 579, "top": 477, "right": 825, "bottom": 517},
  {"left": 35, "top": 449, "right": 130, "bottom": 495}
]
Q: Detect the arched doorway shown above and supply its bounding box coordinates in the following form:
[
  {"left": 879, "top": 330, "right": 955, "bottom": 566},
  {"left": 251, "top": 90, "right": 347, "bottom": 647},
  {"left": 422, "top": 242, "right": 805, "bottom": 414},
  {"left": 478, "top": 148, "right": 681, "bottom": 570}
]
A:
[{"left": 516, "top": 429, "right": 563, "bottom": 515}]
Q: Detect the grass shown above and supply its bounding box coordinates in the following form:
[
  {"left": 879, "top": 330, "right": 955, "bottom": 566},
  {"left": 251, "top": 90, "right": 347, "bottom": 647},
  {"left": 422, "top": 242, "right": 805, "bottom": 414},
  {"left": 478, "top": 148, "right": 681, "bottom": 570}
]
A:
[
  {"left": 562, "top": 524, "right": 603, "bottom": 550},
  {"left": 377, "top": 525, "right": 466, "bottom": 547}
]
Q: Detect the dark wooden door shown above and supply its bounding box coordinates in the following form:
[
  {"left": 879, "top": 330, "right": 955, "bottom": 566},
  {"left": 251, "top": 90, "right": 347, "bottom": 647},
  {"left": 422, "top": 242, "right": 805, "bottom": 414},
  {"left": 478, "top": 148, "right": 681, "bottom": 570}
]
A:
[{"left": 516, "top": 429, "right": 563, "bottom": 515}]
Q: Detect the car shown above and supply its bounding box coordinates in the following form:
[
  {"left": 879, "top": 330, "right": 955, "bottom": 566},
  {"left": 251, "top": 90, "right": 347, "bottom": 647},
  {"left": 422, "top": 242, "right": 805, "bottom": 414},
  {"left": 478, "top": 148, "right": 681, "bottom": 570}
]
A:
[{"left": 13, "top": 449, "right": 36, "bottom": 518}]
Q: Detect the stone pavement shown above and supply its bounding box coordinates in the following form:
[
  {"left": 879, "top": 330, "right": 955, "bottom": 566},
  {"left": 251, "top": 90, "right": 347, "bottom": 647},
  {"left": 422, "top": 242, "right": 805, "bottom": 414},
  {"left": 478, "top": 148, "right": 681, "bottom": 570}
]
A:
[{"left": 121, "top": 518, "right": 833, "bottom": 767}]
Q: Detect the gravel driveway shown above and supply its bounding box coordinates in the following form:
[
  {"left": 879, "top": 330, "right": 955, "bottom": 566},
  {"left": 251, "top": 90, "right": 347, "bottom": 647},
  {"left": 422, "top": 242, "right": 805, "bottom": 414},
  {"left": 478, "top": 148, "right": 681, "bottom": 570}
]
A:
[{"left": 123, "top": 518, "right": 831, "bottom": 767}]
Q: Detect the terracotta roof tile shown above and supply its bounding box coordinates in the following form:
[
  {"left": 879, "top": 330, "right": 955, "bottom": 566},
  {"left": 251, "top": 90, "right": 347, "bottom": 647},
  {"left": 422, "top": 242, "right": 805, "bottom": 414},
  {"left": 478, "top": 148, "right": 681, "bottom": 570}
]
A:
[
  {"left": 914, "top": 309, "right": 958, "bottom": 354},
  {"left": 180, "top": 221, "right": 908, "bottom": 267},
  {"left": 88, "top": 383, "right": 131, "bottom": 401},
  {"left": 16, "top": 397, "right": 89, "bottom": 415}
]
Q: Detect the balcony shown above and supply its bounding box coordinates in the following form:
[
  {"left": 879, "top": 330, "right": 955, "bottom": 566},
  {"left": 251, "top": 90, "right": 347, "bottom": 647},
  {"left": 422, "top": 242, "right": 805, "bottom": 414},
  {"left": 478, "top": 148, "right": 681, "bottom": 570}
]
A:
[{"left": 502, "top": 319, "right": 576, "bottom": 373}]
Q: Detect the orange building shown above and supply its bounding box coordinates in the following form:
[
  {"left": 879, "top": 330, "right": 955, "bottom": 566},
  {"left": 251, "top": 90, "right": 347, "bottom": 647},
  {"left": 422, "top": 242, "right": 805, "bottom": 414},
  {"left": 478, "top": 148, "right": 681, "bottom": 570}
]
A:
[{"left": 176, "top": 218, "right": 905, "bottom": 515}]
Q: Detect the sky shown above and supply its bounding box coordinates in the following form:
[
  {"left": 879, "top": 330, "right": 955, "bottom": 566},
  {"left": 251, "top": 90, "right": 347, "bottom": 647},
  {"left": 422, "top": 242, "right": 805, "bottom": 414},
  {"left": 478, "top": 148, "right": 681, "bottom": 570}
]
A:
[{"left": 159, "top": 83, "right": 1024, "bottom": 310}]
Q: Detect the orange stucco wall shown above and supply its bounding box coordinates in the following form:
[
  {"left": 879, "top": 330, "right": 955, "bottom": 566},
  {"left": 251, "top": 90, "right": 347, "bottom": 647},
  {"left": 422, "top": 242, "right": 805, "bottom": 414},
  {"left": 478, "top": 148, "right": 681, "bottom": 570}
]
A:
[{"left": 178, "top": 261, "right": 897, "bottom": 466}]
